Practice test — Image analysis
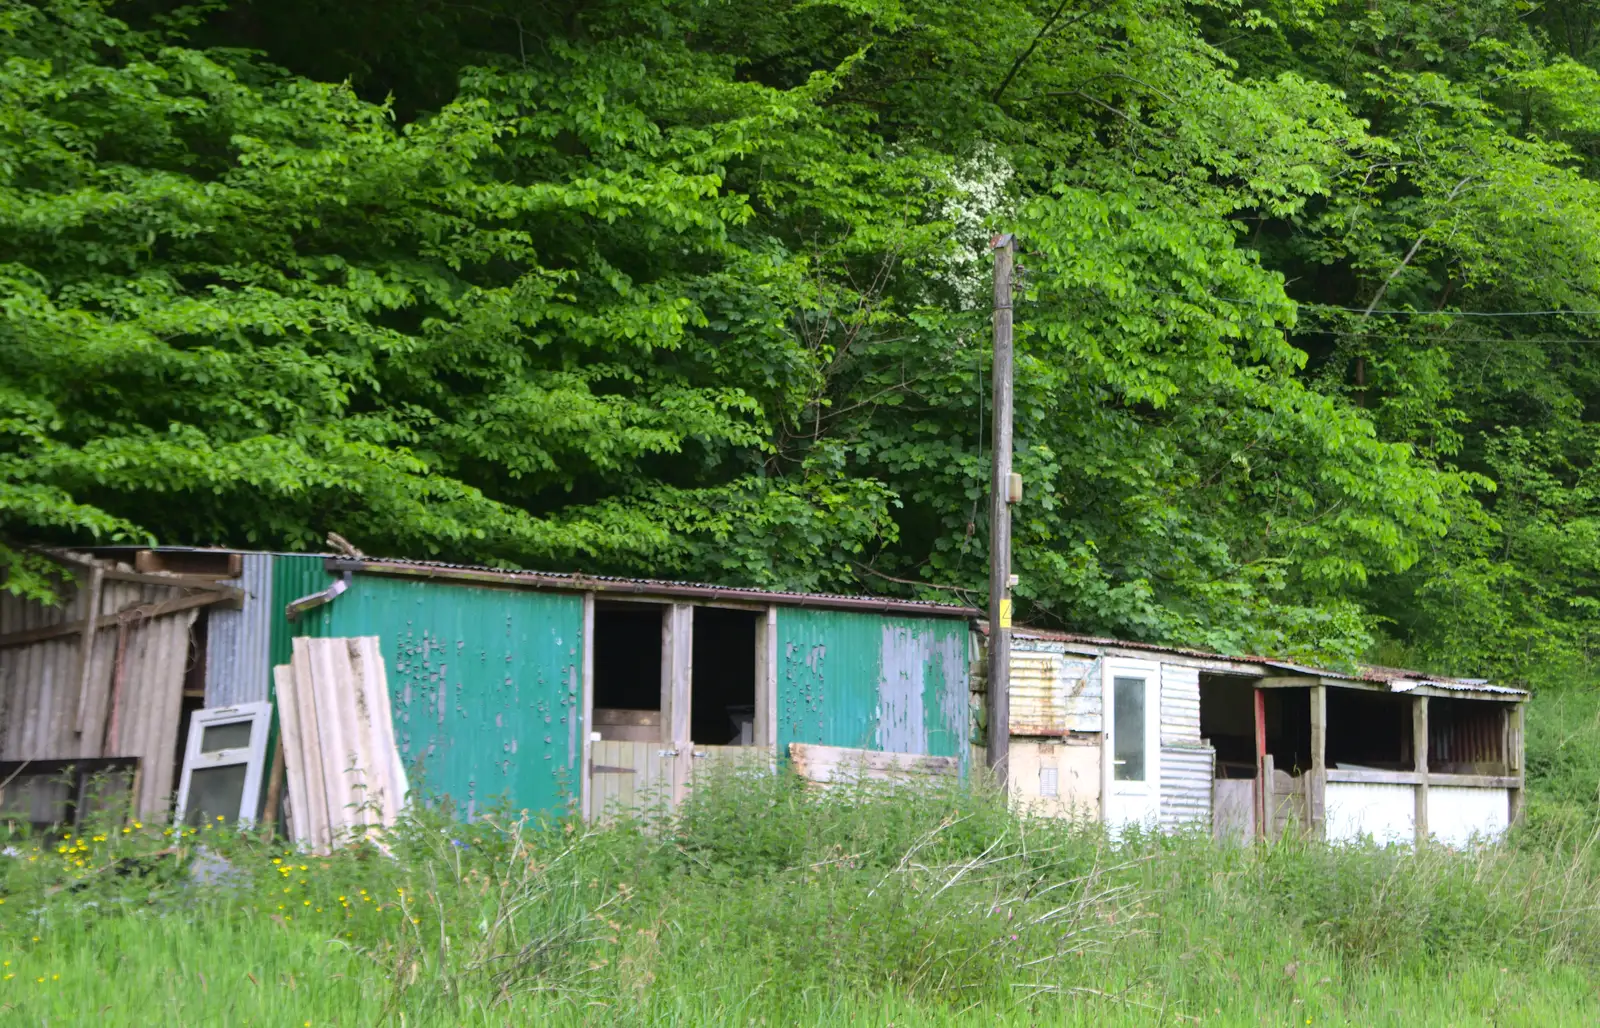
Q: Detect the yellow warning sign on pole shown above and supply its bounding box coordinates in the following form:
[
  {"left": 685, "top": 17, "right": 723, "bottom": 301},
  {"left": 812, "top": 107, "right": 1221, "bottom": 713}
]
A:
[{"left": 999, "top": 598, "right": 1013, "bottom": 628}]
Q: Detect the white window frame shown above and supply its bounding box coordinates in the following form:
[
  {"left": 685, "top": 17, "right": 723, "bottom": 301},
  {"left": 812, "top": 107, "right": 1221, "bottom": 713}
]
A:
[{"left": 174, "top": 701, "right": 272, "bottom": 828}]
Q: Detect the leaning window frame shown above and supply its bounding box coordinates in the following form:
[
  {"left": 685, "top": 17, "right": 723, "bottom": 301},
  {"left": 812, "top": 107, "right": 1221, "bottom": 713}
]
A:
[{"left": 174, "top": 701, "right": 272, "bottom": 828}]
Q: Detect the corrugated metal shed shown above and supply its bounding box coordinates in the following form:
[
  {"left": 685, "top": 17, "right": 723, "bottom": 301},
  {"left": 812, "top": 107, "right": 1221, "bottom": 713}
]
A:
[
  {"left": 1160, "top": 744, "right": 1214, "bottom": 830},
  {"left": 776, "top": 609, "right": 968, "bottom": 764},
  {"left": 205, "top": 552, "right": 273, "bottom": 706},
  {"left": 293, "top": 572, "right": 584, "bottom": 819}
]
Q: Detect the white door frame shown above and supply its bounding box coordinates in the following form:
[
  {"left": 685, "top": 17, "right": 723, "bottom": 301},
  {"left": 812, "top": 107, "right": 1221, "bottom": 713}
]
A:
[{"left": 1101, "top": 659, "right": 1161, "bottom": 832}]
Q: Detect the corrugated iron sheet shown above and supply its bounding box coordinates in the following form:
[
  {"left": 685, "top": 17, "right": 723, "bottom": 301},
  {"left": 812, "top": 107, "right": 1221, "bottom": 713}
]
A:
[
  {"left": 297, "top": 573, "right": 584, "bottom": 820},
  {"left": 205, "top": 552, "right": 273, "bottom": 706},
  {"left": 1160, "top": 664, "right": 1201, "bottom": 744},
  {"left": 776, "top": 608, "right": 968, "bottom": 766},
  {"left": 115, "top": 600, "right": 197, "bottom": 814},
  {"left": 270, "top": 555, "right": 335, "bottom": 668},
  {"left": 1159, "top": 744, "right": 1214, "bottom": 830},
  {"left": 1008, "top": 641, "right": 1100, "bottom": 735},
  {"left": 0, "top": 573, "right": 198, "bottom": 816},
  {"left": 1430, "top": 701, "right": 1508, "bottom": 769}
]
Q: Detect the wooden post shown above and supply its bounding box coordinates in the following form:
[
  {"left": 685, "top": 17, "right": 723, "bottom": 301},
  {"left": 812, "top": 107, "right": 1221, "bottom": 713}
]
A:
[
  {"left": 580, "top": 592, "right": 595, "bottom": 821},
  {"left": 259, "top": 734, "right": 286, "bottom": 832},
  {"left": 660, "top": 603, "right": 694, "bottom": 808},
  {"left": 986, "top": 233, "right": 1016, "bottom": 788},
  {"left": 1253, "top": 687, "right": 1267, "bottom": 843},
  {"left": 755, "top": 605, "right": 778, "bottom": 750},
  {"left": 1413, "top": 695, "right": 1429, "bottom": 845},
  {"left": 1262, "top": 753, "right": 1277, "bottom": 842},
  {"left": 101, "top": 620, "right": 132, "bottom": 756},
  {"left": 1310, "top": 684, "right": 1327, "bottom": 840},
  {"left": 72, "top": 564, "right": 104, "bottom": 737},
  {"left": 1507, "top": 702, "right": 1526, "bottom": 827}
]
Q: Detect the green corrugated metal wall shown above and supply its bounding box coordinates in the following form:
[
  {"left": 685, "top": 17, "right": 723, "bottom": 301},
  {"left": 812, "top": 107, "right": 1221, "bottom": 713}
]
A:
[
  {"left": 268, "top": 559, "right": 584, "bottom": 818},
  {"left": 776, "top": 608, "right": 969, "bottom": 768},
  {"left": 269, "top": 555, "right": 333, "bottom": 671}
]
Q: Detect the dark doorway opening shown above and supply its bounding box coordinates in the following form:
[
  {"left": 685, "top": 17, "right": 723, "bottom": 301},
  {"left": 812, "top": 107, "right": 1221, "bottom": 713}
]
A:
[
  {"left": 1200, "top": 674, "right": 1256, "bottom": 776},
  {"left": 1199, "top": 677, "right": 1312, "bottom": 776},
  {"left": 592, "top": 603, "right": 664, "bottom": 742},
  {"left": 1327, "top": 689, "right": 1414, "bottom": 771},
  {"left": 691, "top": 608, "right": 758, "bottom": 745}
]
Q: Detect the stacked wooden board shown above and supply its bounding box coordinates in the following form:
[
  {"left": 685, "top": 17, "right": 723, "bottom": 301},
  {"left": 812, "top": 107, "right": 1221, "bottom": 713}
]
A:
[
  {"left": 788, "top": 742, "right": 958, "bottom": 786},
  {"left": 273, "top": 636, "right": 408, "bottom": 852}
]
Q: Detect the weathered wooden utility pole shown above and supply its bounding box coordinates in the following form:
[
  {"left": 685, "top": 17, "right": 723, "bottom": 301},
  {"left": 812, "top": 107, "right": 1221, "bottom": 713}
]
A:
[{"left": 987, "top": 233, "right": 1016, "bottom": 786}]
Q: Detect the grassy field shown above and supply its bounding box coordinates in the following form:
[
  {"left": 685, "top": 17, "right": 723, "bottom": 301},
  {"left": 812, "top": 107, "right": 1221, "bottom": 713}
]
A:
[{"left": 4, "top": 699, "right": 1600, "bottom": 1026}]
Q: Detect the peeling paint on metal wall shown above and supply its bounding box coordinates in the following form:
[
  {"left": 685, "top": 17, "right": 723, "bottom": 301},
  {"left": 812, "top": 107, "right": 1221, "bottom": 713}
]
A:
[
  {"left": 877, "top": 625, "right": 925, "bottom": 755},
  {"left": 777, "top": 609, "right": 968, "bottom": 767},
  {"left": 205, "top": 552, "right": 273, "bottom": 706},
  {"left": 307, "top": 575, "right": 584, "bottom": 819}
]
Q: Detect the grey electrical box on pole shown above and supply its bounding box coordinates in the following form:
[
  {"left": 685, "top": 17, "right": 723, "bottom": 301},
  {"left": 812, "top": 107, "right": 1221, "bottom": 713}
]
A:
[{"left": 987, "top": 233, "right": 1015, "bottom": 786}]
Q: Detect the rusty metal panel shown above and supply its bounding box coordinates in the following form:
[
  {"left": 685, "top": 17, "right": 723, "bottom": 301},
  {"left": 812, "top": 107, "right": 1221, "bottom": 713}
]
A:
[
  {"left": 1159, "top": 744, "right": 1213, "bottom": 830},
  {"left": 1007, "top": 638, "right": 1100, "bottom": 735},
  {"left": 1160, "top": 663, "right": 1201, "bottom": 744},
  {"left": 205, "top": 552, "right": 273, "bottom": 706},
  {"left": 775, "top": 608, "right": 968, "bottom": 766},
  {"left": 303, "top": 573, "right": 584, "bottom": 820}
]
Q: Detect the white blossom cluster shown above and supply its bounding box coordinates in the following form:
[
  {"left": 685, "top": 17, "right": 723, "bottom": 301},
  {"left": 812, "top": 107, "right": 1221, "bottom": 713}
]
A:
[{"left": 934, "top": 144, "right": 1017, "bottom": 311}]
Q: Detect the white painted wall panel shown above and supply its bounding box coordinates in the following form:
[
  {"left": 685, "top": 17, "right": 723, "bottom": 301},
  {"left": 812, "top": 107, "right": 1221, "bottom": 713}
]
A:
[
  {"left": 1326, "top": 781, "right": 1414, "bottom": 845},
  {"left": 1427, "top": 786, "right": 1509, "bottom": 847}
]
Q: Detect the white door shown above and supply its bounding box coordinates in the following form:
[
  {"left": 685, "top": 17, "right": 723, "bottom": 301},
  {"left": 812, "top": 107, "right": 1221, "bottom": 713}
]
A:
[{"left": 1104, "top": 660, "right": 1161, "bottom": 832}]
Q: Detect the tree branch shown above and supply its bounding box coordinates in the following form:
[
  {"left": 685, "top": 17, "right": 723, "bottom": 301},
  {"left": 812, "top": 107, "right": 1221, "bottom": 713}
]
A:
[{"left": 992, "top": 0, "right": 1116, "bottom": 105}]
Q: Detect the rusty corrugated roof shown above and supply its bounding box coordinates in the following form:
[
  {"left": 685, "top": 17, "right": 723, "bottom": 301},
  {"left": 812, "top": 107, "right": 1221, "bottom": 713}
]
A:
[{"left": 1005, "top": 625, "right": 1527, "bottom": 698}]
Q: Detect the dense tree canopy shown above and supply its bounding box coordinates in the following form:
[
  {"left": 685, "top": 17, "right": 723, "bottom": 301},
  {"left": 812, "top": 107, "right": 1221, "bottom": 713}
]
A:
[{"left": 7, "top": 0, "right": 1600, "bottom": 680}]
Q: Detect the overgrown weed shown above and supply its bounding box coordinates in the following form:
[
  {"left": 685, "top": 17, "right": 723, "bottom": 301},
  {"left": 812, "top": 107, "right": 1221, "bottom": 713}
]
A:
[{"left": 0, "top": 764, "right": 1598, "bottom": 1023}]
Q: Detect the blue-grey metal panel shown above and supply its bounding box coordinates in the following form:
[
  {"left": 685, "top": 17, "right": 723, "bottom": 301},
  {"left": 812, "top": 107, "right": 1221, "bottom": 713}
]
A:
[{"left": 205, "top": 552, "right": 274, "bottom": 706}]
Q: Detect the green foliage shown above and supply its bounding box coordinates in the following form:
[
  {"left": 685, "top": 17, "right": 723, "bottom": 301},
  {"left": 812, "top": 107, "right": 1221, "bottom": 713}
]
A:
[{"left": 11, "top": 0, "right": 1600, "bottom": 677}]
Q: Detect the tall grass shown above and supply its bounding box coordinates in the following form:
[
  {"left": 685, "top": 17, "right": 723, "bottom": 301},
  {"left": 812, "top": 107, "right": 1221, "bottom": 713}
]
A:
[{"left": 2, "top": 763, "right": 1599, "bottom": 1025}]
